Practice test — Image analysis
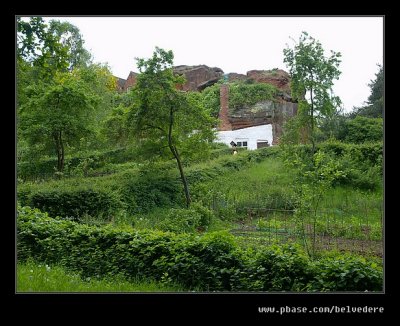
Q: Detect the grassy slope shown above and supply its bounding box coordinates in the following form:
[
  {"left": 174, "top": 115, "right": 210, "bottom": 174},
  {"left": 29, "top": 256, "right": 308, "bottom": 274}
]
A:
[
  {"left": 194, "top": 156, "right": 382, "bottom": 238},
  {"left": 18, "top": 147, "right": 383, "bottom": 248},
  {"left": 17, "top": 260, "right": 185, "bottom": 292}
]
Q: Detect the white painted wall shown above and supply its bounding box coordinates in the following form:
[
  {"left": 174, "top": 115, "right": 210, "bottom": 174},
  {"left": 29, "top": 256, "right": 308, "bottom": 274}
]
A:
[{"left": 215, "top": 124, "right": 273, "bottom": 150}]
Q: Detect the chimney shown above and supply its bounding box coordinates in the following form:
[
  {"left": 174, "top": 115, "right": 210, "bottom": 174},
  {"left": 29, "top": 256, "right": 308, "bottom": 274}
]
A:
[{"left": 218, "top": 84, "right": 232, "bottom": 131}]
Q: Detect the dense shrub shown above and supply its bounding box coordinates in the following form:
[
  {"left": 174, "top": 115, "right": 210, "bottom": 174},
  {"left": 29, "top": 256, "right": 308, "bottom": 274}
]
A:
[
  {"left": 19, "top": 188, "right": 122, "bottom": 221},
  {"left": 17, "top": 159, "right": 59, "bottom": 181},
  {"left": 119, "top": 169, "right": 182, "bottom": 214},
  {"left": 228, "top": 82, "right": 278, "bottom": 112},
  {"left": 344, "top": 116, "right": 383, "bottom": 143},
  {"left": 319, "top": 141, "right": 382, "bottom": 167},
  {"left": 17, "top": 147, "right": 138, "bottom": 181},
  {"left": 307, "top": 255, "right": 383, "bottom": 291},
  {"left": 282, "top": 141, "right": 383, "bottom": 190},
  {"left": 159, "top": 202, "right": 214, "bottom": 233},
  {"left": 17, "top": 206, "right": 383, "bottom": 292},
  {"left": 231, "top": 244, "right": 313, "bottom": 291}
]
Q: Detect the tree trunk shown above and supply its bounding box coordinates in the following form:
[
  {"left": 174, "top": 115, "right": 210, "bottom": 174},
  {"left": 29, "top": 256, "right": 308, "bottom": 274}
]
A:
[
  {"left": 310, "top": 85, "right": 315, "bottom": 155},
  {"left": 171, "top": 145, "right": 191, "bottom": 208},
  {"left": 168, "top": 107, "right": 191, "bottom": 208},
  {"left": 59, "top": 130, "right": 64, "bottom": 171},
  {"left": 53, "top": 130, "right": 65, "bottom": 172},
  {"left": 53, "top": 132, "right": 61, "bottom": 172}
]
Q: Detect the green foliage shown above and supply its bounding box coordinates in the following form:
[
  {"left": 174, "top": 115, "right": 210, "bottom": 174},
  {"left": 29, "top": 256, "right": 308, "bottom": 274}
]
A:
[
  {"left": 19, "top": 187, "right": 121, "bottom": 222},
  {"left": 199, "top": 81, "right": 278, "bottom": 117},
  {"left": 17, "top": 17, "right": 92, "bottom": 82},
  {"left": 344, "top": 116, "right": 383, "bottom": 143},
  {"left": 281, "top": 114, "right": 311, "bottom": 145},
  {"left": 102, "top": 105, "right": 130, "bottom": 147},
  {"left": 314, "top": 108, "right": 349, "bottom": 142},
  {"left": 231, "top": 244, "right": 312, "bottom": 291},
  {"left": 191, "top": 148, "right": 293, "bottom": 220},
  {"left": 368, "top": 65, "right": 383, "bottom": 105},
  {"left": 128, "top": 47, "right": 217, "bottom": 207},
  {"left": 46, "top": 20, "right": 92, "bottom": 70},
  {"left": 283, "top": 31, "right": 342, "bottom": 148},
  {"left": 17, "top": 260, "right": 184, "bottom": 292},
  {"left": 119, "top": 168, "right": 182, "bottom": 214},
  {"left": 19, "top": 71, "right": 99, "bottom": 171},
  {"left": 320, "top": 140, "right": 383, "bottom": 190},
  {"left": 17, "top": 147, "right": 138, "bottom": 181},
  {"left": 159, "top": 202, "right": 214, "bottom": 233},
  {"left": 18, "top": 147, "right": 278, "bottom": 220},
  {"left": 308, "top": 255, "right": 383, "bottom": 291},
  {"left": 17, "top": 17, "right": 70, "bottom": 79},
  {"left": 281, "top": 141, "right": 383, "bottom": 191},
  {"left": 351, "top": 65, "right": 383, "bottom": 118},
  {"left": 17, "top": 205, "right": 383, "bottom": 291},
  {"left": 17, "top": 18, "right": 117, "bottom": 171},
  {"left": 228, "top": 82, "right": 278, "bottom": 112},
  {"left": 199, "top": 82, "right": 223, "bottom": 118}
]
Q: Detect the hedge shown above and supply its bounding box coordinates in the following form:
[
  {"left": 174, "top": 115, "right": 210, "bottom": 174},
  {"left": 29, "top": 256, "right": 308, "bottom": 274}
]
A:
[
  {"left": 17, "top": 147, "right": 137, "bottom": 181},
  {"left": 18, "top": 146, "right": 280, "bottom": 217},
  {"left": 17, "top": 205, "right": 383, "bottom": 292},
  {"left": 18, "top": 188, "right": 122, "bottom": 221}
]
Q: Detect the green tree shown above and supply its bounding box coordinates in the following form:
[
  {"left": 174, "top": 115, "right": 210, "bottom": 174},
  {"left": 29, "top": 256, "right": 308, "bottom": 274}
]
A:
[
  {"left": 351, "top": 65, "right": 383, "bottom": 118},
  {"left": 200, "top": 82, "right": 223, "bottom": 118},
  {"left": 17, "top": 17, "right": 70, "bottom": 81},
  {"left": 314, "top": 107, "right": 349, "bottom": 142},
  {"left": 102, "top": 105, "right": 130, "bottom": 147},
  {"left": 129, "top": 47, "right": 216, "bottom": 208},
  {"left": 283, "top": 32, "right": 342, "bottom": 152},
  {"left": 17, "top": 17, "right": 93, "bottom": 119},
  {"left": 368, "top": 64, "right": 383, "bottom": 105},
  {"left": 17, "top": 17, "right": 91, "bottom": 78},
  {"left": 47, "top": 20, "right": 92, "bottom": 70},
  {"left": 19, "top": 72, "right": 99, "bottom": 172},
  {"left": 345, "top": 116, "right": 383, "bottom": 143}
]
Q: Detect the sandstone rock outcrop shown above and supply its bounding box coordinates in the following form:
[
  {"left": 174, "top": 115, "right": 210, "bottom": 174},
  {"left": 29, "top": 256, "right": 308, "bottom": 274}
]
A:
[
  {"left": 173, "top": 65, "right": 224, "bottom": 91},
  {"left": 246, "top": 69, "right": 291, "bottom": 92},
  {"left": 227, "top": 73, "right": 247, "bottom": 82}
]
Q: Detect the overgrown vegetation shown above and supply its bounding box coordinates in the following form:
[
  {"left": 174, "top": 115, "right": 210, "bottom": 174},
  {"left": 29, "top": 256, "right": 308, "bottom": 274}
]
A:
[
  {"left": 17, "top": 205, "right": 382, "bottom": 291},
  {"left": 199, "top": 80, "right": 278, "bottom": 118},
  {"left": 17, "top": 21, "right": 383, "bottom": 292}
]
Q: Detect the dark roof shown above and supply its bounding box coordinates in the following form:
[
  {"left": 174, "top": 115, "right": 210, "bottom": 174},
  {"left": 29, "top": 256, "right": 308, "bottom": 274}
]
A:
[
  {"left": 127, "top": 71, "right": 138, "bottom": 79},
  {"left": 117, "top": 78, "right": 126, "bottom": 89}
]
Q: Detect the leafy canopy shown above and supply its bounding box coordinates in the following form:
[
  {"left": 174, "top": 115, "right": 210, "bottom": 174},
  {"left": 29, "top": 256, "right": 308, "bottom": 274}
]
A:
[
  {"left": 283, "top": 32, "right": 341, "bottom": 147},
  {"left": 128, "top": 47, "right": 216, "bottom": 207}
]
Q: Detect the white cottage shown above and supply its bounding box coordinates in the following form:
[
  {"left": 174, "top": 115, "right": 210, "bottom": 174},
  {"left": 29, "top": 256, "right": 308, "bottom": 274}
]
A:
[{"left": 216, "top": 124, "right": 272, "bottom": 150}]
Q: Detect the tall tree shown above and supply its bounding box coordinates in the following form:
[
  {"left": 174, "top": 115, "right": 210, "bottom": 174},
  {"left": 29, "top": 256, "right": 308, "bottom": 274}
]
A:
[
  {"left": 129, "top": 47, "right": 216, "bottom": 208},
  {"left": 17, "top": 17, "right": 70, "bottom": 81},
  {"left": 19, "top": 72, "right": 99, "bottom": 171},
  {"left": 47, "top": 20, "right": 92, "bottom": 70},
  {"left": 350, "top": 64, "right": 383, "bottom": 118},
  {"left": 283, "top": 31, "right": 342, "bottom": 152},
  {"left": 17, "top": 17, "right": 92, "bottom": 83}
]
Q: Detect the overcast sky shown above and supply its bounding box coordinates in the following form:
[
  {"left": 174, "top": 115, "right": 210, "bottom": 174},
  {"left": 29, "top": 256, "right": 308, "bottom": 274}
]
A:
[{"left": 41, "top": 16, "right": 383, "bottom": 112}]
